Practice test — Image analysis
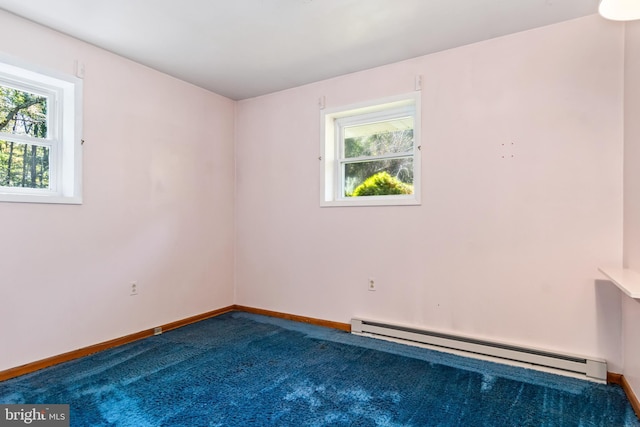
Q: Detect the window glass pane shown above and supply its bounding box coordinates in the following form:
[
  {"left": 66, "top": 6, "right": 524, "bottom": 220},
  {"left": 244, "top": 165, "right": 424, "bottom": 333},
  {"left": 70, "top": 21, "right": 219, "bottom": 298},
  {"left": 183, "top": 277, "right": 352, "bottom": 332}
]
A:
[
  {"left": 0, "top": 85, "right": 47, "bottom": 138},
  {"left": 344, "top": 117, "right": 413, "bottom": 158},
  {"left": 0, "top": 140, "right": 50, "bottom": 189},
  {"left": 344, "top": 158, "right": 413, "bottom": 197}
]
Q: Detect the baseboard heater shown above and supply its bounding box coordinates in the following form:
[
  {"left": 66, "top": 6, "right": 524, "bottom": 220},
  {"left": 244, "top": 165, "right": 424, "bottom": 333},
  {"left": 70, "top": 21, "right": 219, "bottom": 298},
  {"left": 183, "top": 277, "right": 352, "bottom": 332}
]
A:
[{"left": 351, "top": 318, "right": 607, "bottom": 382}]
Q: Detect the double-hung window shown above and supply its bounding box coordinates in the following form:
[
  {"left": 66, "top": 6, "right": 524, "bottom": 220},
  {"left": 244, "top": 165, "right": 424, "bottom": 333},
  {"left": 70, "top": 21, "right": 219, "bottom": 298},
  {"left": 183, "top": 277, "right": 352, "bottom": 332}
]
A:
[
  {"left": 0, "top": 54, "right": 82, "bottom": 204},
  {"left": 321, "top": 93, "right": 421, "bottom": 206}
]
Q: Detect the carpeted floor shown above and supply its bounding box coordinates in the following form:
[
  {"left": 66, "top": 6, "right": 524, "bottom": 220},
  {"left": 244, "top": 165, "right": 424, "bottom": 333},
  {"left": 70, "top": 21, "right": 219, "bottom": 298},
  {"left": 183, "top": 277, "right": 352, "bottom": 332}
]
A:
[{"left": 1, "top": 311, "right": 638, "bottom": 426}]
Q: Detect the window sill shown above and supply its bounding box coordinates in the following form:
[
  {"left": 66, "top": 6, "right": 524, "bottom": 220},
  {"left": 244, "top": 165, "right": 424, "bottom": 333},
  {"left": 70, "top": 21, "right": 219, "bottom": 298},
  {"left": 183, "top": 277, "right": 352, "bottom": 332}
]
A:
[
  {"left": 0, "top": 193, "right": 82, "bottom": 205},
  {"left": 321, "top": 197, "right": 421, "bottom": 207}
]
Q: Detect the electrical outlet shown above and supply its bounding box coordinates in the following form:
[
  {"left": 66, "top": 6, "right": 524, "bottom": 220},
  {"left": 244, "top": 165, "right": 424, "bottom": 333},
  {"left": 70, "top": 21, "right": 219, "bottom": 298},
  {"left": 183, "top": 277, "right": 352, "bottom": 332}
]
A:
[
  {"left": 368, "top": 278, "right": 376, "bottom": 291},
  {"left": 130, "top": 281, "right": 138, "bottom": 296},
  {"left": 154, "top": 327, "right": 162, "bottom": 335}
]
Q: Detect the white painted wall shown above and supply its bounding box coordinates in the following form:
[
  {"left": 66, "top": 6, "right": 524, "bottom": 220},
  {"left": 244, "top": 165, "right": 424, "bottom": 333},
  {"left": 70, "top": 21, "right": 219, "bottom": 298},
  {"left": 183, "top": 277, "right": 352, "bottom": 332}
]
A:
[
  {"left": 235, "top": 15, "right": 625, "bottom": 368},
  {"left": 0, "top": 11, "right": 236, "bottom": 371},
  {"left": 623, "top": 20, "right": 640, "bottom": 398}
]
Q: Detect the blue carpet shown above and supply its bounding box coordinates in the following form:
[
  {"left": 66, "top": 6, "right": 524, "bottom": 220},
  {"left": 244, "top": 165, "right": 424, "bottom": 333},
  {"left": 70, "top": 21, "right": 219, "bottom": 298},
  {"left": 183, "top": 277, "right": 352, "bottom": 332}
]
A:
[{"left": 0, "top": 311, "right": 638, "bottom": 426}]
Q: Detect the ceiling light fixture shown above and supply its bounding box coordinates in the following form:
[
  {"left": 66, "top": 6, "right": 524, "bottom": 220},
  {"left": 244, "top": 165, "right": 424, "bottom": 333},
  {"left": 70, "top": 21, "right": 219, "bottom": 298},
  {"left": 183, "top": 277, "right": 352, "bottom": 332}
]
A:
[{"left": 599, "top": 0, "right": 640, "bottom": 21}]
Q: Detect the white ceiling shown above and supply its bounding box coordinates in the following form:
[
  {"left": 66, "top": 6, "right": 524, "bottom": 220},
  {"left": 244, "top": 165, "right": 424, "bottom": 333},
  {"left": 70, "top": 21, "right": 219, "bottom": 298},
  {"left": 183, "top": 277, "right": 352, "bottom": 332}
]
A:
[{"left": 0, "top": 0, "right": 599, "bottom": 100}]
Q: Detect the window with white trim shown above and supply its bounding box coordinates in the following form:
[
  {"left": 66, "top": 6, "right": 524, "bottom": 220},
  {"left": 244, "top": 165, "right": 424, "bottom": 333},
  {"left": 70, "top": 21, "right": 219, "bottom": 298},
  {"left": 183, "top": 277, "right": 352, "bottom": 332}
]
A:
[
  {"left": 320, "top": 93, "right": 421, "bottom": 207},
  {"left": 0, "top": 55, "right": 82, "bottom": 204}
]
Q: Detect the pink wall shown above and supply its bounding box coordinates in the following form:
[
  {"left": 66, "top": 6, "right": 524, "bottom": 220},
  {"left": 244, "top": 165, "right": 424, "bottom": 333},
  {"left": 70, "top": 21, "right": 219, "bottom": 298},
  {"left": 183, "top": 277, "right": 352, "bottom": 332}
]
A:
[
  {"left": 235, "top": 15, "right": 625, "bottom": 368},
  {"left": 0, "top": 9, "right": 632, "bottom": 381},
  {"left": 0, "top": 11, "right": 236, "bottom": 371},
  {"left": 623, "top": 20, "right": 640, "bottom": 398}
]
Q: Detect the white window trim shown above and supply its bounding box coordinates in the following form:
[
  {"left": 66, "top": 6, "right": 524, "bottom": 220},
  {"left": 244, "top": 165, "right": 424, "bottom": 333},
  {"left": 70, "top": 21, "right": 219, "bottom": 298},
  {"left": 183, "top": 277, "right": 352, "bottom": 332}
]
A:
[
  {"left": 0, "top": 53, "right": 83, "bottom": 205},
  {"left": 320, "top": 92, "right": 421, "bottom": 207}
]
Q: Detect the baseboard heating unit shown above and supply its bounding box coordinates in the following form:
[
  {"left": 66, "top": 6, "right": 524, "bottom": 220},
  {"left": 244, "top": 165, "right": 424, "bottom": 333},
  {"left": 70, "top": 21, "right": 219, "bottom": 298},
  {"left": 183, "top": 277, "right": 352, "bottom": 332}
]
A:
[{"left": 351, "top": 318, "right": 607, "bottom": 382}]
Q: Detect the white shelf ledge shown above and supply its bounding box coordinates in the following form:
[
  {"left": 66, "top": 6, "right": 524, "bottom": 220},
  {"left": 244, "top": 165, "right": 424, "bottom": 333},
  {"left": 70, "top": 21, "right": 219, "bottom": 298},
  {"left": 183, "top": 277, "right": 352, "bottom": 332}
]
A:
[{"left": 598, "top": 267, "right": 640, "bottom": 299}]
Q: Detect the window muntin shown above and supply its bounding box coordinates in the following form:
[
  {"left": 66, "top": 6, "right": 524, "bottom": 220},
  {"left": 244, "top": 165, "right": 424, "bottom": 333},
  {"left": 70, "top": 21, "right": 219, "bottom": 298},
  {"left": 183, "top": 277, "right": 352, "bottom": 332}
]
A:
[
  {"left": 338, "top": 108, "right": 415, "bottom": 198},
  {"left": 0, "top": 55, "right": 82, "bottom": 204},
  {"left": 0, "top": 83, "right": 54, "bottom": 191},
  {"left": 321, "top": 93, "right": 421, "bottom": 207}
]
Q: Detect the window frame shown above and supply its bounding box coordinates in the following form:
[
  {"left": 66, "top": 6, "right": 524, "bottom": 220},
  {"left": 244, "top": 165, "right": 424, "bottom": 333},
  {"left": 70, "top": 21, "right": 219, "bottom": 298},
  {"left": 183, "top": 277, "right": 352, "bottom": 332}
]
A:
[
  {"left": 0, "top": 53, "right": 83, "bottom": 204},
  {"left": 320, "top": 92, "right": 421, "bottom": 207}
]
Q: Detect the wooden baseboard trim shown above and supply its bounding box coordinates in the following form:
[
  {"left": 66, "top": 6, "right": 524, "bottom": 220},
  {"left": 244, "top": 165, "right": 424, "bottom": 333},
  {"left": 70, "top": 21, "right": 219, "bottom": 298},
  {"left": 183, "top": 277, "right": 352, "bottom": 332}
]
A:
[
  {"left": 232, "top": 305, "right": 351, "bottom": 332},
  {"left": 0, "top": 305, "right": 348, "bottom": 382},
  {"left": 622, "top": 375, "right": 640, "bottom": 419},
  {"left": 3, "top": 303, "right": 638, "bottom": 419},
  {"left": 162, "top": 306, "right": 235, "bottom": 332},
  {"left": 0, "top": 305, "right": 235, "bottom": 382},
  {"left": 608, "top": 372, "right": 640, "bottom": 418},
  {"left": 608, "top": 372, "right": 623, "bottom": 385}
]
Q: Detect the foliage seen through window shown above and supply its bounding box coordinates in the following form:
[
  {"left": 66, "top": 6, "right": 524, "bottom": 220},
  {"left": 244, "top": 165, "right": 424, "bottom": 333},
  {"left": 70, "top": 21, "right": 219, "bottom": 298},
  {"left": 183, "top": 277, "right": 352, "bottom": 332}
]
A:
[
  {"left": 341, "top": 117, "right": 414, "bottom": 197},
  {"left": 0, "top": 85, "right": 49, "bottom": 189}
]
